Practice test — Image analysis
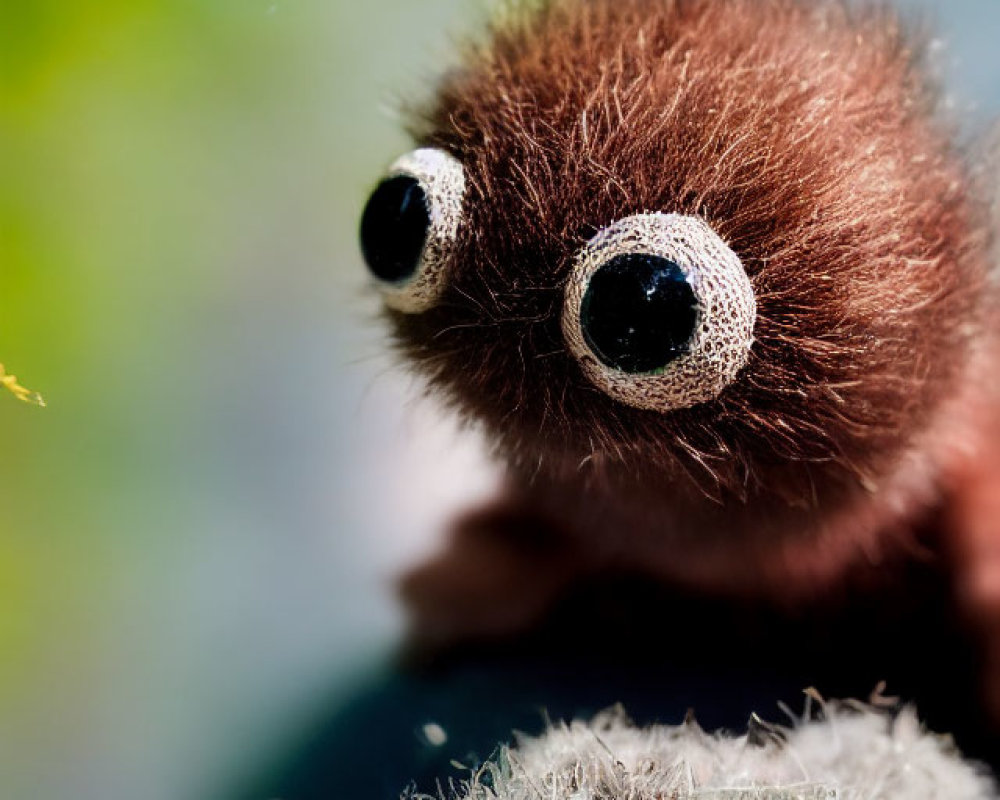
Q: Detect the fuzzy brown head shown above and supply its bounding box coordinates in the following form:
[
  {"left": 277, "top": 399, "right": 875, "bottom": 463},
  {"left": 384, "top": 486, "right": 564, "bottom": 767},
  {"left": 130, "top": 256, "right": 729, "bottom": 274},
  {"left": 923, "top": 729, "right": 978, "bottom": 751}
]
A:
[{"left": 359, "top": 0, "right": 991, "bottom": 513}]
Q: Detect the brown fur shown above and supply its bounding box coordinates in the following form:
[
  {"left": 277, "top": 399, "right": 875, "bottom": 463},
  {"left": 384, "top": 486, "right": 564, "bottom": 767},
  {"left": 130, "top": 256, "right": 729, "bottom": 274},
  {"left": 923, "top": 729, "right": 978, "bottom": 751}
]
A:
[{"left": 370, "top": 0, "right": 999, "bottom": 715}]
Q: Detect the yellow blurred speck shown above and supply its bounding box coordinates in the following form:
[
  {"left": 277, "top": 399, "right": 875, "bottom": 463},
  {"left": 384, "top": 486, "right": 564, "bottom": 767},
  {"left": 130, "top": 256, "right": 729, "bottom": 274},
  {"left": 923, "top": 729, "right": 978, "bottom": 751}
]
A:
[{"left": 0, "top": 364, "right": 46, "bottom": 407}]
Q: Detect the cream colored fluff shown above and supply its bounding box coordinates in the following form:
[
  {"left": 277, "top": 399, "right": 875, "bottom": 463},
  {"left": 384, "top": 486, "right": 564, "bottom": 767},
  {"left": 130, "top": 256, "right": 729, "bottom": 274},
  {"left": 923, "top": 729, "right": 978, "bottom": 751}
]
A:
[{"left": 406, "top": 702, "right": 997, "bottom": 800}]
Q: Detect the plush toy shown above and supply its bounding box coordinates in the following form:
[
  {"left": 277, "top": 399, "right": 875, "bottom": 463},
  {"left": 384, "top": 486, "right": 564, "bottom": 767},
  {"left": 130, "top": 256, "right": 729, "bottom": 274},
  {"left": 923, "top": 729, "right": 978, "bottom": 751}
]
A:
[{"left": 357, "top": 0, "right": 999, "bottom": 783}]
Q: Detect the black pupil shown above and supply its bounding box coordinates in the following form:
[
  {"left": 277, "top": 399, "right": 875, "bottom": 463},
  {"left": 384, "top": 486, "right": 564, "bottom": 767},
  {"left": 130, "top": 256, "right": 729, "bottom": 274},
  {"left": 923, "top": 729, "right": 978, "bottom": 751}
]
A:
[
  {"left": 580, "top": 254, "right": 698, "bottom": 374},
  {"left": 359, "top": 175, "right": 430, "bottom": 284}
]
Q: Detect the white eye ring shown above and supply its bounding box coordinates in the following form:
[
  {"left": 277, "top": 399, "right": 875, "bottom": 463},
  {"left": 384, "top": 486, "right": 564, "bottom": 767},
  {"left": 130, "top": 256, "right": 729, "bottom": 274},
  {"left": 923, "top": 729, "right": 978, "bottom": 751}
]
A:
[
  {"left": 361, "top": 147, "right": 465, "bottom": 314},
  {"left": 562, "top": 213, "right": 756, "bottom": 412}
]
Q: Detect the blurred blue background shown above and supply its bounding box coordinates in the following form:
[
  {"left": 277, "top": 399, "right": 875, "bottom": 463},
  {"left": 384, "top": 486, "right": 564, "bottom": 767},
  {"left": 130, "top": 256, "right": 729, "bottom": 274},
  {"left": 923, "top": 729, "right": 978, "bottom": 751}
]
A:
[{"left": 0, "top": 1, "right": 996, "bottom": 798}]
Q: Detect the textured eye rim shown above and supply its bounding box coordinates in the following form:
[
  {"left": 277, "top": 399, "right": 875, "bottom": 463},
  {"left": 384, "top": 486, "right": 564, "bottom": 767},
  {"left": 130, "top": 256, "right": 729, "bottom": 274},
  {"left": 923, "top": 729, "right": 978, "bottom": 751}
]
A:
[
  {"left": 562, "top": 213, "right": 757, "bottom": 412},
  {"left": 374, "top": 148, "right": 466, "bottom": 314}
]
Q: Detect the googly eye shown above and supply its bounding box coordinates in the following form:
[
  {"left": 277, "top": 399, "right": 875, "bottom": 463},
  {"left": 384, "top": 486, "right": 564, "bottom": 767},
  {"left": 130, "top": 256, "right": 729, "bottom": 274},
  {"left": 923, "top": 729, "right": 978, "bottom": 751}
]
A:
[
  {"left": 562, "top": 213, "right": 756, "bottom": 411},
  {"left": 359, "top": 148, "right": 465, "bottom": 313}
]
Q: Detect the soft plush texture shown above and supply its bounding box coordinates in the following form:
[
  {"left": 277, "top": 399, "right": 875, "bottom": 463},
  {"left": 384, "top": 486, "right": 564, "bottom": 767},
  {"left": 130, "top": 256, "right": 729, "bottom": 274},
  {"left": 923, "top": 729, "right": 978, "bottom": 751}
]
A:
[
  {"left": 381, "top": 0, "right": 1000, "bottom": 607},
  {"left": 365, "top": 0, "right": 1000, "bottom": 734},
  {"left": 396, "top": 0, "right": 994, "bottom": 513},
  {"left": 404, "top": 703, "right": 998, "bottom": 800}
]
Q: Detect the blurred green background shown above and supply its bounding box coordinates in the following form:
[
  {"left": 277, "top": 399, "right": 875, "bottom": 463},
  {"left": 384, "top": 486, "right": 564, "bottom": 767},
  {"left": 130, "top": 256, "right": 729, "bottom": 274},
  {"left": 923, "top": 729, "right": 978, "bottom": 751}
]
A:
[{"left": 0, "top": 1, "right": 996, "bottom": 798}]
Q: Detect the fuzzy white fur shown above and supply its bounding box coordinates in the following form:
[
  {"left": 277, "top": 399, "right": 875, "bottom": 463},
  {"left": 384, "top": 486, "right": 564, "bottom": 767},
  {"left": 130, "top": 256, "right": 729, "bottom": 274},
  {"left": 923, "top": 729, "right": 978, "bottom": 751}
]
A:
[{"left": 406, "top": 701, "right": 998, "bottom": 800}]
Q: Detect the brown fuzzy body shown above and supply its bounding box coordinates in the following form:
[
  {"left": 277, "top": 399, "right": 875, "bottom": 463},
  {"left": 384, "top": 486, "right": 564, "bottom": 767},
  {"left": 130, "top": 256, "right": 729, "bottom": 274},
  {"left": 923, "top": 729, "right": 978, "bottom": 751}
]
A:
[{"left": 369, "top": 0, "right": 1000, "bottom": 720}]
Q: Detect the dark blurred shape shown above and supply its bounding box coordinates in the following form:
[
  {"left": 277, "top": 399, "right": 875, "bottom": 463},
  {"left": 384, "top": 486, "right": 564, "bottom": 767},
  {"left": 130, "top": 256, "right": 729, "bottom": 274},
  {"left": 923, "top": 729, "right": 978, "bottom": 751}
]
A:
[{"left": 239, "top": 548, "right": 998, "bottom": 800}]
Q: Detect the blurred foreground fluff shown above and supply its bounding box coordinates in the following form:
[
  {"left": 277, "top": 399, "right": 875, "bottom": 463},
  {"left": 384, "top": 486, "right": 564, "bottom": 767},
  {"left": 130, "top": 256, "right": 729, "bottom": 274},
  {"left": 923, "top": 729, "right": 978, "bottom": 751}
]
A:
[{"left": 409, "top": 703, "right": 998, "bottom": 800}]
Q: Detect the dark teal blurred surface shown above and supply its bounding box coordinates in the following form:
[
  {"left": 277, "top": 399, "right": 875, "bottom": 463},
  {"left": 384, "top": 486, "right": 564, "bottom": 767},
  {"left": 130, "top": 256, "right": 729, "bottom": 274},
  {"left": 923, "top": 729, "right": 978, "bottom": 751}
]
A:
[{"left": 243, "top": 566, "right": 997, "bottom": 799}]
